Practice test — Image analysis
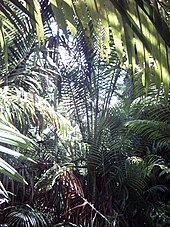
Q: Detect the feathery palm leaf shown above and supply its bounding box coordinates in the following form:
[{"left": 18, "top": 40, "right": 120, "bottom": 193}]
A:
[
  {"left": 1, "top": 0, "right": 170, "bottom": 96},
  {"left": 41, "top": 0, "right": 170, "bottom": 97},
  {"left": 4, "top": 205, "right": 48, "bottom": 227},
  {"left": 0, "top": 1, "right": 40, "bottom": 75},
  {"left": 0, "top": 121, "right": 35, "bottom": 201}
]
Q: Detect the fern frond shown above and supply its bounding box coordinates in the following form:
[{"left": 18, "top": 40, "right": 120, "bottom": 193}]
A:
[
  {"left": 126, "top": 120, "right": 170, "bottom": 147},
  {"left": 147, "top": 185, "right": 170, "bottom": 194}
]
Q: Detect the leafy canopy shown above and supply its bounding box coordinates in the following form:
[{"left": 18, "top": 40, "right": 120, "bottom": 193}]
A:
[{"left": 0, "top": 0, "right": 170, "bottom": 97}]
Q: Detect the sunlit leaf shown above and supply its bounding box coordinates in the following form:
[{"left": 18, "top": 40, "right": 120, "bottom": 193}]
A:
[{"left": 0, "top": 158, "right": 27, "bottom": 184}]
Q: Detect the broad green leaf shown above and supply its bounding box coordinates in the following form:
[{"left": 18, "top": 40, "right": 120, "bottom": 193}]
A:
[
  {"left": 0, "top": 145, "right": 36, "bottom": 163},
  {"left": 0, "top": 180, "right": 8, "bottom": 198},
  {"left": 96, "top": 0, "right": 110, "bottom": 59},
  {"left": 26, "top": 0, "right": 44, "bottom": 45},
  {"left": 160, "top": 41, "right": 170, "bottom": 99},
  {"left": 0, "top": 131, "right": 26, "bottom": 144},
  {"left": 137, "top": 6, "right": 153, "bottom": 88},
  {"left": 0, "top": 158, "right": 27, "bottom": 184},
  {"left": 136, "top": 1, "right": 170, "bottom": 96},
  {"left": 0, "top": 130, "right": 32, "bottom": 149},
  {"left": 0, "top": 138, "right": 20, "bottom": 147},
  {"left": 33, "top": 0, "right": 44, "bottom": 44},
  {"left": 86, "top": 0, "right": 98, "bottom": 27},
  {"left": 0, "top": 19, "right": 5, "bottom": 51},
  {"left": 74, "top": 0, "right": 90, "bottom": 38},
  {"left": 0, "top": 122, "right": 35, "bottom": 149},
  {"left": 49, "top": 0, "right": 68, "bottom": 37},
  {"left": 0, "top": 18, "right": 8, "bottom": 71},
  {"left": 142, "top": 49, "right": 150, "bottom": 89},
  {"left": 122, "top": 19, "right": 135, "bottom": 72},
  {"left": 62, "top": 1, "right": 77, "bottom": 35},
  {"left": 128, "top": 2, "right": 144, "bottom": 70},
  {"left": 107, "top": 6, "right": 123, "bottom": 62}
]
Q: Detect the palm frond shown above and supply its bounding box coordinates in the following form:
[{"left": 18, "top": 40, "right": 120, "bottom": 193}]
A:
[
  {"left": 0, "top": 121, "right": 36, "bottom": 200},
  {"left": 42, "top": 0, "right": 170, "bottom": 97},
  {"left": 147, "top": 185, "right": 170, "bottom": 194},
  {"left": 4, "top": 205, "right": 48, "bottom": 227},
  {"left": 0, "top": 1, "right": 37, "bottom": 75},
  {"left": 0, "top": 1, "right": 170, "bottom": 96},
  {"left": 126, "top": 120, "right": 170, "bottom": 148},
  {"left": 0, "top": 86, "right": 67, "bottom": 134}
]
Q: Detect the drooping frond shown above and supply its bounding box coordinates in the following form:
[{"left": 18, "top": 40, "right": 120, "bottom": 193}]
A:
[
  {"left": 0, "top": 121, "right": 36, "bottom": 200},
  {"left": 58, "top": 21, "right": 121, "bottom": 142},
  {"left": 0, "top": 1, "right": 40, "bottom": 76},
  {"left": 126, "top": 120, "right": 170, "bottom": 146},
  {"left": 40, "top": 0, "right": 170, "bottom": 97},
  {"left": 4, "top": 205, "right": 49, "bottom": 227},
  {"left": 1, "top": 0, "right": 169, "bottom": 96}
]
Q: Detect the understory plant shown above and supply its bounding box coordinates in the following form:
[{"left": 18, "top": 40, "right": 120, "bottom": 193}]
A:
[{"left": 0, "top": 1, "right": 170, "bottom": 226}]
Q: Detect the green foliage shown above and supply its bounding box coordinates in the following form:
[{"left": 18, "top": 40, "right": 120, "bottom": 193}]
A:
[
  {"left": 0, "top": 0, "right": 170, "bottom": 96},
  {"left": 151, "top": 202, "right": 170, "bottom": 226},
  {"left": 0, "top": 1, "right": 170, "bottom": 226},
  {"left": 0, "top": 122, "right": 36, "bottom": 207},
  {"left": 4, "top": 205, "right": 48, "bottom": 227},
  {"left": 0, "top": 1, "right": 37, "bottom": 74},
  {"left": 0, "top": 121, "right": 36, "bottom": 202}
]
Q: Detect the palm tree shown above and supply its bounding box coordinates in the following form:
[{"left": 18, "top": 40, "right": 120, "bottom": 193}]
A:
[
  {"left": 24, "top": 20, "right": 170, "bottom": 226},
  {"left": 0, "top": 1, "right": 170, "bottom": 226},
  {"left": 0, "top": 0, "right": 59, "bottom": 211},
  {"left": 108, "top": 87, "right": 170, "bottom": 226},
  {"left": 1, "top": 0, "right": 170, "bottom": 96}
]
